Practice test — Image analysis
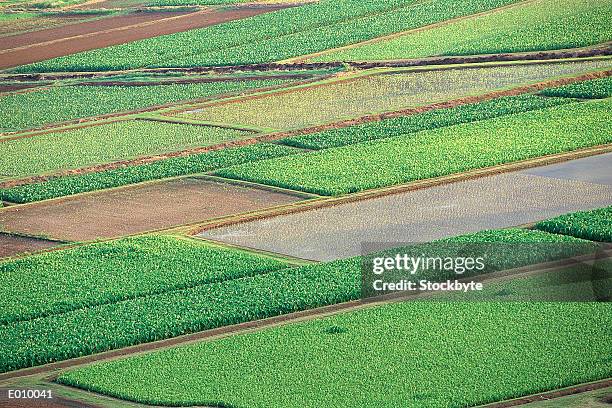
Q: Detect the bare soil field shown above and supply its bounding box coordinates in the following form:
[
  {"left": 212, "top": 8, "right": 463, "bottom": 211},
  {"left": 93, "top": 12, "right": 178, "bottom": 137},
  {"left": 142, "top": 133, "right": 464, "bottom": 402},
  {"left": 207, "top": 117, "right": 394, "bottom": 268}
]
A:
[
  {"left": 199, "top": 154, "right": 612, "bottom": 260},
  {"left": 0, "top": 233, "right": 59, "bottom": 258},
  {"left": 0, "top": 5, "right": 289, "bottom": 69},
  {"left": 0, "top": 177, "right": 304, "bottom": 241}
]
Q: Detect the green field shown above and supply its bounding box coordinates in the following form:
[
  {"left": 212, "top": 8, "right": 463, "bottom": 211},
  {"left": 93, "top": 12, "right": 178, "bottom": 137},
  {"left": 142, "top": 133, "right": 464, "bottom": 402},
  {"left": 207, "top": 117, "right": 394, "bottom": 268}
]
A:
[
  {"left": 535, "top": 206, "right": 612, "bottom": 243},
  {"left": 0, "top": 79, "right": 293, "bottom": 133},
  {"left": 179, "top": 61, "right": 612, "bottom": 131},
  {"left": 280, "top": 94, "right": 574, "bottom": 149},
  {"left": 57, "top": 301, "right": 612, "bottom": 408},
  {"left": 216, "top": 98, "right": 612, "bottom": 195},
  {"left": 0, "top": 120, "right": 251, "bottom": 178},
  {"left": 0, "top": 236, "right": 289, "bottom": 325},
  {"left": 540, "top": 76, "right": 612, "bottom": 99},
  {"left": 312, "top": 0, "right": 612, "bottom": 62},
  {"left": 0, "top": 143, "right": 299, "bottom": 203},
  {"left": 0, "top": 228, "right": 589, "bottom": 373},
  {"left": 14, "top": 0, "right": 521, "bottom": 72}
]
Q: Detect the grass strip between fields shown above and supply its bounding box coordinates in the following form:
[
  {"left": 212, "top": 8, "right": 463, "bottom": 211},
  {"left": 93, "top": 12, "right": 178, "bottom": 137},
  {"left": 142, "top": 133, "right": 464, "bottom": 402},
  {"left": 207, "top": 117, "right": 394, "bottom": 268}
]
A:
[
  {"left": 279, "top": 94, "right": 576, "bottom": 150},
  {"left": 0, "top": 143, "right": 300, "bottom": 203},
  {"left": 56, "top": 301, "right": 612, "bottom": 408},
  {"left": 216, "top": 98, "right": 612, "bottom": 196},
  {"left": 0, "top": 228, "right": 594, "bottom": 373},
  {"left": 534, "top": 206, "right": 612, "bottom": 243}
]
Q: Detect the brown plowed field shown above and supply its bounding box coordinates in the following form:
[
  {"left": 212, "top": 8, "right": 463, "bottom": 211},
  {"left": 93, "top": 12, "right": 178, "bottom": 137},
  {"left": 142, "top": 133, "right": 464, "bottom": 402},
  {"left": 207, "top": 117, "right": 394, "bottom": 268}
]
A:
[
  {"left": 0, "top": 5, "right": 289, "bottom": 69},
  {"left": 0, "top": 178, "right": 304, "bottom": 241},
  {"left": 0, "top": 233, "right": 59, "bottom": 258}
]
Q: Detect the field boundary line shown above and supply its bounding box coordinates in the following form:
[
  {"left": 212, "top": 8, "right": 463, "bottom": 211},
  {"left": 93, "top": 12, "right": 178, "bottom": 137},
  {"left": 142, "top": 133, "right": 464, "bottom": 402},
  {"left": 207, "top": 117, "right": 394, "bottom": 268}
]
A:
[
  {"left": 282, "top": 0, "right": 536, "bottom": 63},
  {"left": 1, "top": 248, "right": 610, "bottom": 382},
  {"left": 3, "top": 42, "right": 609, "bottom": 79},
  {"left": 194, "top": 174, "right": 321, "bottom": 199},
  {"left": 136, "top": 114, "right": 273, "bottom": 133},
  {"left": 1, "top": 69, "right": 608, "bottom": 190},
  {"left": 186, "top": 144, "right": 612, "bottom": 235}
]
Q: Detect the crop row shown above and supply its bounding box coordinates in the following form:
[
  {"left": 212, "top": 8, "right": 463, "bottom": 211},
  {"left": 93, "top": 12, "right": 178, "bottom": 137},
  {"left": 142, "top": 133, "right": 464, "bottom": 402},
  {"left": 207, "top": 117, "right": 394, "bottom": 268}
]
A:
[
  {"left": 540, "top": 75, "right": 612, "bottom": 99},
  {"left": 0, "top": 143, "right": 299, "bottom": 203},
  {"left": 16, "top": 0, "right": 518, "bottom": 72},
  {"left": 535, "top": 206, "right": 612, "bottom": 242},
  {"left": 313, "top": 0, "right": 612, "bottom": 62},
  {"left": 181, "top": 60, "right": 610, "bottom": 132},
  {"left": 216, "top": 98, "right": 612, "bottom": 196},
  {"left": 57, "top": 301, "right": 612, "bottom": 408},
  {"left": 0, "top": 78, "right": 292, "bottom": 133},
  {"left": 280, "top": 94, "right": 574, "bottom": 149},
  {"left": 1, "top": 120, "right": 251, "bottom": 179},
  {"left": 0, "top": 235, "right": 289, "bottom": 326},
  {"left": 0, "top": 228, "right": 591, "bottom": 373}
]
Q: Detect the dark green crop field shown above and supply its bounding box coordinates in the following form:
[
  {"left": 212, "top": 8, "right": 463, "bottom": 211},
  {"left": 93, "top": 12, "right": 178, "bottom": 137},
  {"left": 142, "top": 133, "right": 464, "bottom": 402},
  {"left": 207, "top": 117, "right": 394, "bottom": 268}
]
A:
[
  {"left": 57, "top": 301, "right": 612, "bottom": 408},
  {"left": 535, "top": 206, "right": 612, "bottom": 242},
  {"left": 0, "top": 228, "right": 590, "bottom": 373}
]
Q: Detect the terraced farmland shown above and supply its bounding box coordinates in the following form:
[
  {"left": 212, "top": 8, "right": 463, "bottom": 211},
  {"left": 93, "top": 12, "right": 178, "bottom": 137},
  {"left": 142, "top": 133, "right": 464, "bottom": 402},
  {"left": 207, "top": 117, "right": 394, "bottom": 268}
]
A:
[
  {"left": 1, "top": 1, "right": 610, "bottom": 407},
  {"left": 311, "top": 0, "right": 612, "bottom": 62},
  {"left": 0, "top": 77, "right": 296, "bottom": 133},
  {"left": 0, "top": 120, "right": 252, "bottom": 178},
  {"left": 216, "top": 98, "right": 612, "bottom": 195},
  {"left": 57, "top": 301, "right": 612, "bottom": 408},
  {"left": 179, "top": 60, "right": 612, "bottom": 131}
]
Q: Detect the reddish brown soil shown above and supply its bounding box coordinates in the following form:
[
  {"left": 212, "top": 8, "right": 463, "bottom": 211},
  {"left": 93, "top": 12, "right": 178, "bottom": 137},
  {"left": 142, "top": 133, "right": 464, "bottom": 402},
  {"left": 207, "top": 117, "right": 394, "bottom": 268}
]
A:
[
  {"left": 0, "top": 5, "right": 290, "bottom": 69},
  {"left": 0, "top": 233, "right": 59, "bottom": 258},
  {"left": 0, "top": 83, "right": 42, "bottom": 93},
  {"left": 0, "top": 11, "right": 190, "bottom": 51},
  {"left": 0, "top": 178, "right": 303, "bottom": 241}
]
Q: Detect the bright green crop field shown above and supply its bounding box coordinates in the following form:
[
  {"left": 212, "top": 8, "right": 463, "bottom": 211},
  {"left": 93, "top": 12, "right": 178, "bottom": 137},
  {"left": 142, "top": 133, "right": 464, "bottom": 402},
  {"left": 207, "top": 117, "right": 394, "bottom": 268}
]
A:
[
  {"left": 535, "top": 206, "right": 612, "bottom": 242},
  {"left": 15, "top": 0, "right": 519, "bottom": 72},
  {"left": 0, "top": 120, "right": 251, "bottom": 178},
  {"left": 540, "top": 76, "right": 612, "bottom": 99},
  {"left": 180, "top": 60, "right": 612, "bottom": 131},
  {"left": 312, "top": 0, "right": 612, "bottom": 62},
  {"left": 216, "top": 98, "right": 612, "bottom": 195},
  {"left": 280, "top": 94, "right": 574, "bottom": 149},
  {"left": 57, "top": 301, "right": 612, "bottom": 408},
  {"left": 0, "top": 235, "right": 289, "bottom": 326},
  {"left": 0, "top": 143, "right": 299, "bottom": 203},
  {"left": 0, "top": 228, "right": 590, "bottom": 373},
  {"left": 0, "top": 79, "right": 293, "bottom": 133}
]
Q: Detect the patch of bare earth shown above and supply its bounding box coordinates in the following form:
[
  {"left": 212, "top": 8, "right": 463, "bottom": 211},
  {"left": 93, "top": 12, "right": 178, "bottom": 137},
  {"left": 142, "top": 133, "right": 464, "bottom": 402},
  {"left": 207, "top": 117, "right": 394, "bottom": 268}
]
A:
[
  {"left": 0, "top": 178, "right": 304, "bottom": 241},
  {"left": 0, "top": 233, "right": 59, "bottom": 258}
]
